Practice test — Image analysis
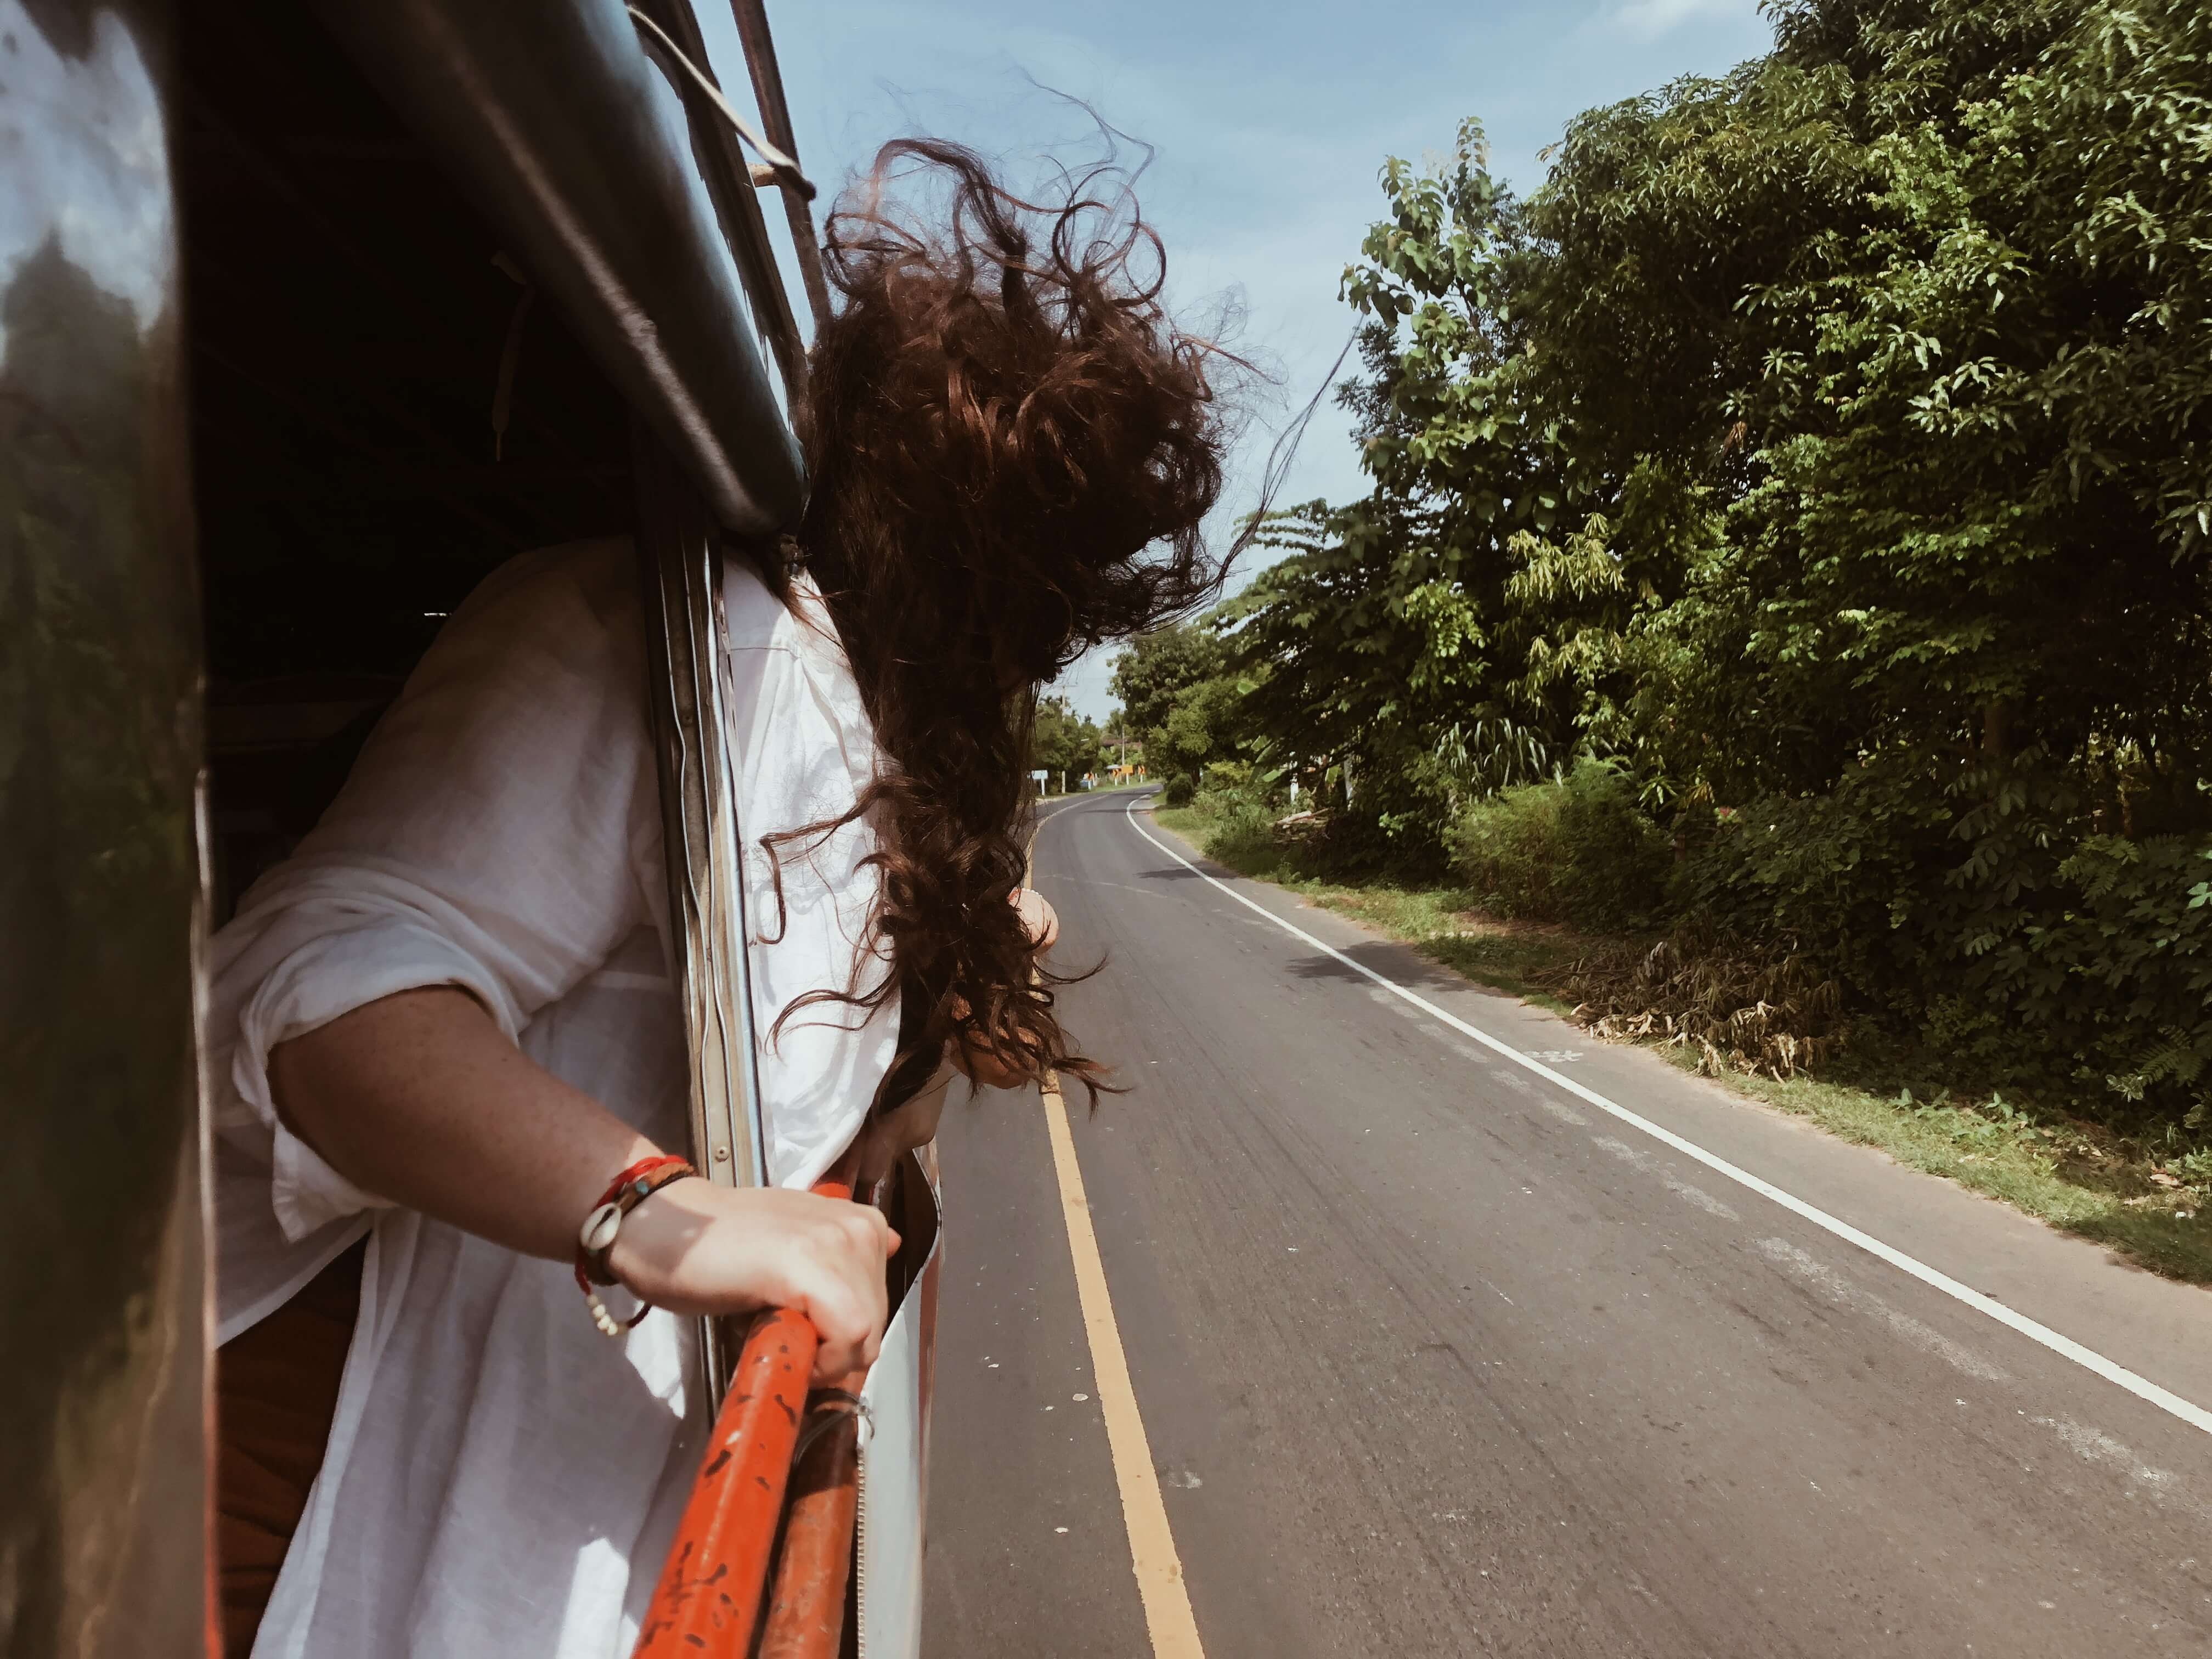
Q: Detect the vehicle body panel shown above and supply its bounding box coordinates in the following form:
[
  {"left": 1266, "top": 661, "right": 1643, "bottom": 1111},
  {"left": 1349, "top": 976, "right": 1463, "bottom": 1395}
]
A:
[
  {"left": 0, "top": 1, "right": 212, "bottom": 1652},
  {"left": 857, "top": 1149, "right": 943, "bottom": 1659}
]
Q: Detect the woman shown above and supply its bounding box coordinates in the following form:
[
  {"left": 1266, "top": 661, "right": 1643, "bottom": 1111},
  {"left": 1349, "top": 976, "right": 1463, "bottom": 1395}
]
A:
[{"left": 211, "top": 141, "right": 1234, "bottom": 1656}]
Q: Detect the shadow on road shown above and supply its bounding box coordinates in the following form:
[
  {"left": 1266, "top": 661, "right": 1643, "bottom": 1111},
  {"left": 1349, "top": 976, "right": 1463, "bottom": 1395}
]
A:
[{"left": 1279, "top": 939, "right": 1480, "bottom": 996}]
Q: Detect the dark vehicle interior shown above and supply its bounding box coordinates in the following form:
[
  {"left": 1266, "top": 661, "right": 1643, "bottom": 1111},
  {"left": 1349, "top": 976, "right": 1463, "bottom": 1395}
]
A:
[{"left": 179, "top": 0, "right": 639, "bottom": 919}]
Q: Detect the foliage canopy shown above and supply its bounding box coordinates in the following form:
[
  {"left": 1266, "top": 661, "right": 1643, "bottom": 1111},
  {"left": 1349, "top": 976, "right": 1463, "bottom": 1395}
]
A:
[{"left": 1214, "top": 0, "right": 2212, "bottom": 1130}]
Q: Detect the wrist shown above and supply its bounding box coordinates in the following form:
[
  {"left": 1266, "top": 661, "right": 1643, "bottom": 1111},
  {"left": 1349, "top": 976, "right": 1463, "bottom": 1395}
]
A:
[
  {"left": 603, "top": 1175, "right": 725, "bottom": 1306},
  {"left": 573, "top": 1156, "right": 697, "bottom": 1333}
]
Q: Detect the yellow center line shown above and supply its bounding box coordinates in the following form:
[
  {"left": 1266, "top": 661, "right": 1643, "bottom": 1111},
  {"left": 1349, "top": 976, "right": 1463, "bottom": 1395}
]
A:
[
  {"left": 1037, "top": 1072, "right": 1207, "bottom": 1656},
  {"left": 1026, "top": 797, "right": 1206, "bottom": 1658}
]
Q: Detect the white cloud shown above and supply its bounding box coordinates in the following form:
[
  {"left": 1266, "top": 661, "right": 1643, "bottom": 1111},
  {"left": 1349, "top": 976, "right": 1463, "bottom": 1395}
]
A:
[{"left": 1603, "top": 0, "right": 1764, "bottom": 43}]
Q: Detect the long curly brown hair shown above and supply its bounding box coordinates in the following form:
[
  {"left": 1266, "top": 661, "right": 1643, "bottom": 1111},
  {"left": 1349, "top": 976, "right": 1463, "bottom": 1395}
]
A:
[{"left": 774, "top": 137, "right": 1235, "bottom": 1104}]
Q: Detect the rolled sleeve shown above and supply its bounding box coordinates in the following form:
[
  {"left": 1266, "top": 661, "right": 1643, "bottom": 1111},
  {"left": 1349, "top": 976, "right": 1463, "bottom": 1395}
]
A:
[
  {"left": 210, "top": 539, "right": 657, "bottom": 1245},
  {"left": 230, "top": 913, "right": 517, "bottom": 1239}
]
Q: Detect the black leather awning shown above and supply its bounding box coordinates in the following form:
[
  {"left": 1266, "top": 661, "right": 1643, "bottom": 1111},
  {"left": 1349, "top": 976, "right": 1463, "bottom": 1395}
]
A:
[{"left": 314, "top": 0, "right": 806, "bottom": 534}]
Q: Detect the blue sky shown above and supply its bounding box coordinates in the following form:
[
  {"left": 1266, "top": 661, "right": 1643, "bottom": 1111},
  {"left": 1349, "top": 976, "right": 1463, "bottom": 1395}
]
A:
[{"left": 699, "top": 0, "right": 1775, "bottom": 721}]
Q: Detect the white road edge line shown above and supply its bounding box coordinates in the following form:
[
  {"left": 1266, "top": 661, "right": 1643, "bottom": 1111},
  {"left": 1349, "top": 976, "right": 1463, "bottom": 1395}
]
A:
[{"left": 1124, "top": 795, "right": 2212, "bottom": 1441}]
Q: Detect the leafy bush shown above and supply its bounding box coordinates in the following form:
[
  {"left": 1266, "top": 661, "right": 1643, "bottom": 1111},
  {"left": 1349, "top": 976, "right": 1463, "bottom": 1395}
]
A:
[
  {"left": 1448, "top": 760, "right": 1671, "bottom": 929},
  {"left": 1160, "top": 774, "right": 1195, "bottom": 808},
  {"left": 1670, "top": 769, "right": 1950, "bottom": 1005},
  {"left": 1448, "top": 779, "right": 1564, "bottom": 917},
  {"left": 1681, "top": 781, "right": 2212, "bottom": 1128},
  {"left": 1201, "top": 794, "right": 1288, "bottom": 878},
  {"left": 1993, "top": 837, "right": 2212, "bottom": 1130}
]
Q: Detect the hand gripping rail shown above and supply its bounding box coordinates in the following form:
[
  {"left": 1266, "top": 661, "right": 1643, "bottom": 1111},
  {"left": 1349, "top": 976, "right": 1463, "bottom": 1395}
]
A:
[{"left": 633, "top": 1169, "right": 870, "bottom": 1658}]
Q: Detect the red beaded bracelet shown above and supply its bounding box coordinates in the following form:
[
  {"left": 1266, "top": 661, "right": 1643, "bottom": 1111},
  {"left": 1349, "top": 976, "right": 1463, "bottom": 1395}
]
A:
[{"left": 574, "top": 1155, "right": 699, "bottom": 1336}]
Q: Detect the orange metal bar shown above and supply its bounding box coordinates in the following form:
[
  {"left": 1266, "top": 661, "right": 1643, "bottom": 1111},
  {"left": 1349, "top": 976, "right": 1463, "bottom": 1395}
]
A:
[
  {"left": 754, "top": 1378, "right": 863, "bottom": 1658},
  {"left": 632, "top": 1172, "right": 860, "bottom": 1658},
  {"left": 633, "top": 1306, "right": 819, "bottom": 1655}
]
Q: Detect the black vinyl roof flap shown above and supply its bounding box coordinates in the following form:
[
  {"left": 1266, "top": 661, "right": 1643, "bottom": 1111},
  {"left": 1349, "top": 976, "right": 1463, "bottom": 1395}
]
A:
[{"left": 313, "top": 0, "right": 806, "bottom": 534}]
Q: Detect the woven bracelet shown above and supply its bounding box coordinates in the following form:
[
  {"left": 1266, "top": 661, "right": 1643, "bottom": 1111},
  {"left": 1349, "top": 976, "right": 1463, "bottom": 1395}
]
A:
[{"left": 573, "top": 1156, "right": 698, "bottom": 1336}]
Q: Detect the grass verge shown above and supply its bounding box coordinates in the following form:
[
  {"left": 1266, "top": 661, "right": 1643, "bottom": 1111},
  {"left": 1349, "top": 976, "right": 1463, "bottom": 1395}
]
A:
[{"left": 1153, "top": 798, "right": 2212, "bottom": 1286}]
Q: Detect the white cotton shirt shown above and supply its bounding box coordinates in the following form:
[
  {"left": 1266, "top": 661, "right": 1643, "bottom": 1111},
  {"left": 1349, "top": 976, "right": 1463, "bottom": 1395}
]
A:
[{"left": 208, "top": 538, "right": 897, "bottom": 1658}]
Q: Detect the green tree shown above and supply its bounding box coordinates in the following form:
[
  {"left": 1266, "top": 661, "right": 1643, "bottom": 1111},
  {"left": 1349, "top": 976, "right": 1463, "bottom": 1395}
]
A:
[
  {"left": 1148, "top": 676, "right": 1244, "bottom": 788},
  {"left": 1109, "top": 621, "right": 1244, "bottom": 793},
  {"left": 1519, "top": 0, "right": 2212, "bottom": 1109},
  {"left": 1224, "top": 125, "right": 1585, "bottom": 861},
  {"left": 1234, "top": 0, "right": 2212, "bottom": 1124},
  {"left": 1028, "top": 694, "right": 1102, "bottom": 788},
  {"left": 1109, "top": 623, "right": 1227, "bottom": 742}
]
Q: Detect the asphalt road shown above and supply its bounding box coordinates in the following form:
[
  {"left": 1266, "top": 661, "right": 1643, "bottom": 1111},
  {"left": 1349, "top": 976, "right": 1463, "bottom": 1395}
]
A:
[{"left": 923, "top": 789, "right": 2212, "bottom": 1658}]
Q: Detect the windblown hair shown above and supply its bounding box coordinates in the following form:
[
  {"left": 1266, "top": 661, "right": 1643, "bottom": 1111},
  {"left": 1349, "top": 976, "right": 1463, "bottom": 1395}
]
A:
[{"left": 781, "top": 137, "right": 1234, "bottom": 1103}]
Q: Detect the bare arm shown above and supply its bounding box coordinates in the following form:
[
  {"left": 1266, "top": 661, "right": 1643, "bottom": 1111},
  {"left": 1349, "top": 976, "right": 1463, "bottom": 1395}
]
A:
[
  {"left": 269, "top": 986, "right": 650, "bottom": 1260},
  {"left": 269, "top": 986, "right": 895, "bottom": 1378},
  {"left": 264, "top": 888, "right": 1060, "bottom": 1370}
]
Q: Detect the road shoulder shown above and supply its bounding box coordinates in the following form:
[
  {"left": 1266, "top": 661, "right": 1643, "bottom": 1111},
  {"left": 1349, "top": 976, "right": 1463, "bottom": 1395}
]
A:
[
  {"left": 1139, "top": 797, "right": 2212, "bottom": 1421},
  {"left": 1151, "top": 800, "right": 2212, "bottom": 1285}
]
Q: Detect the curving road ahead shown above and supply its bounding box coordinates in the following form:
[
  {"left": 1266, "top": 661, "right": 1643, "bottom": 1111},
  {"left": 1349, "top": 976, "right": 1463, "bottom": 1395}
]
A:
[{"left": 922, "top": 789, "right": 2212, "bottom": 1658}]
